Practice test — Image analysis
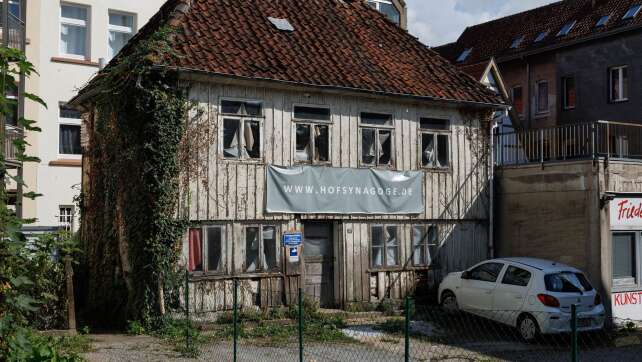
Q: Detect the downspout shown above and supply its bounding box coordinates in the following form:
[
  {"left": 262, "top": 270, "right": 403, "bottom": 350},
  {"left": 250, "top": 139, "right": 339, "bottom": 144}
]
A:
[
  {"left": 525, "top": 58, "right": 532, "bottom": 128},
  {"left": 489, "top": 118, "right": 499, "bottom": 259}
]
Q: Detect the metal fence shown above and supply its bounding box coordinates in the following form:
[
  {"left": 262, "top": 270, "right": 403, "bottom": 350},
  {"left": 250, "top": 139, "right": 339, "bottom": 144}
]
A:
[
  {"left": 495, "top": 121, "right": 642, "bottom": 166},
  {"left": 4, "top": 125, "right": 21, "bottom": 163},
  {"left": 175, "top": 275, "right": 642, "bottom": 361}
]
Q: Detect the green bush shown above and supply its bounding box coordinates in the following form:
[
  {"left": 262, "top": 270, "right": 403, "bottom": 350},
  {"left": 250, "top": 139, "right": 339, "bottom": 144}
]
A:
[{"left": 127, "top": 320, "right": 146, "bottom": 335}]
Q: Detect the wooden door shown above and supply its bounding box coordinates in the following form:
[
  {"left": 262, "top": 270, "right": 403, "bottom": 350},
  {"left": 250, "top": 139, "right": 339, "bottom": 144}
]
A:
[{"left": 303, "top": 222, "right": 334, "bottom": 308}]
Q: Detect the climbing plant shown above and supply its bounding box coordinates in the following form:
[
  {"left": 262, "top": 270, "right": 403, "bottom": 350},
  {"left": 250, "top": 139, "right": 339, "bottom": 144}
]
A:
[{"left": 80, "top": 25, "right": 192, "bottom": 327}]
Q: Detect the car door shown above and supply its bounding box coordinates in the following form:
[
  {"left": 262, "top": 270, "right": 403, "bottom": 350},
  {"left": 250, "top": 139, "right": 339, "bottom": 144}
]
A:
[
  {"left": 492, "top": 265, "right": 532, "bottom": 326},
  {"left": 459, "top": 262, "right": 505, "bottom": 317}
]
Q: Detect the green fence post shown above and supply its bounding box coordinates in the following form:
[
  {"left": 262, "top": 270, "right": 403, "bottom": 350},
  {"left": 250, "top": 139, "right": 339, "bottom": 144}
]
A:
[
  {"left": 233, "top": 279, "right": 238, "bottom": 362},
  {"left": 299, "top": 287, "right": 304, "bottom": 362},
  {"left": 185, "top": 269, "right": 190, "bottom": 352},
  {"left": 571, "top": 304, "right": 578, "bottom": 362},
  {"left": 405, "top": 296, "right": 410, "bottom": 362}
]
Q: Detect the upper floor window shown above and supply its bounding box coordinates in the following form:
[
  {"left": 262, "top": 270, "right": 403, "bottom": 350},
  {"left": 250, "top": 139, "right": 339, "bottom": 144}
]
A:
[
  {"left": 562, "top": 76, "right": 576, "bottom": 110},
  {"left": 187, "top": 226, "right": 226, "bottom": 274},
  {"left": 293, "top": 106, "right": 331, "bottom": 164},
  {"left": 245, "top": 225, "right": 278, "bottom": 273},
  {"left": 60, "top": 4, "right": 89, "bottom": 59},
  {"left": 220, "top": 99, "right": 263, "bottom": 160},
  {"left": 534, "top": 31, "right": 548, "bottom": 43},
  {"left": 5, "top": 81, "right": 18, "bottom": 127},
  {"left": 371, "top": 225, "right": 399, "bottom": 268},
  {"left": 419, "top": 118, "right": 450, "bottom": 169},
  {"left": 457, "top": 48, "right": 472, "bottom": 63},
  {"left": 412, "top": 225, "right": 438, "bottom": 266},
  {"left": 108, "top": 11, "right": 136, "bottom": 59},
  {"left": 510, "top": 35, "right": 524, "bottom": 49},
  {"left": 511, "top": 86, "right": 524, "bottom": 116},
  {"left": 595, "top": 15, "right": 610, "bottom": 27},
  {"left": 536, "top": 80, "right": 549, "bottom": 114},
  {"left": 609, "top": 66, "right": 629, "bottom": 102},
  {"left": 360, "top": 112, "right": 393, "bottom": 167},
  {"left": 366, "top": 0, "right": 400, "bottom": 25},
  {"left": 59, "top": 104, "right": 82, "bottom": 156},
  {"left": 557, "top": 20, "right": 576, "bottom": 37},
  {"left": 623, "top": 4, "right": 642, "bottom": 20}
]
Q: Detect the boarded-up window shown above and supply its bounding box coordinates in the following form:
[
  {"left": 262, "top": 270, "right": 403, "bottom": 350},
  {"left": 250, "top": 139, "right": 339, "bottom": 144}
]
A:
[
  {"left": 360, "top": 112, "right": 393, "bottom": 167},
  {"left": 245, "top": 225, "right": 279, "bottom": 273},
  {"left": 371, "top": 225, "right": 399, "bottom": 268},
  {"left": 188, "top": 228, "right": 203, "bottom": 272},
  {"left": 294, "top": 106, "right": 331, "bottom": 163},
  {"left": 221, "top": 99, "right": 263, "bottom": 160},
  {"left": 419, "top": 118, "right": 450, "bottom": 168},
  {"left": 412, "top": 225, "right": 438, "bottom": 266}
]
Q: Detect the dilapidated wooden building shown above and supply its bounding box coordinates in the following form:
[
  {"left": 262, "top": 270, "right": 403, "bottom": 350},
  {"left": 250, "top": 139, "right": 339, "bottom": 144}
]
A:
[{"left": 73, "top": 0, "right": 505, "bottom": 315}]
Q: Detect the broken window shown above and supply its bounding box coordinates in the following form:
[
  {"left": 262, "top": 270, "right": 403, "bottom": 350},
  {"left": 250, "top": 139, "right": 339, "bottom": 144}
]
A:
[
  {"left": 206, "top": 226, "right": 223, "bottom": 272},
  {"left": 221, "top": 99, "right": 263, "bottom": 160},
  {"left": 371, "top": 225, "right": 399, "bottom": 268},
  {"left": 245, "top": 225, "right": 279, "bottom": 273},
  {"left": 360, "top": 112, "right": 393, "bottom": 167},
  {"left": 419, "top": 118, "right": 450, "bottom": 168},
  {"left": 294, "top": 106, "right": 331, "bottom": 163},
  {"left": 412, "top": 225, "right": 438, "bottom": 266}
]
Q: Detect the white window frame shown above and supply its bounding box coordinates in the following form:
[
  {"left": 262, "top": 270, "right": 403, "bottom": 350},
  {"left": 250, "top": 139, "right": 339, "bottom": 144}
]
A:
[
  {"left": 359, "top": 112, "right": 395, "bottom": 168},
  {"left": 244, "top": 224, "right": 280, "bottom": 273},
  {"left": 58, "top": 103, "right": 82, "bottom": 159},
  {"left": 292, "top": 104, "right": 332, "bottom": 165},
  {"left": 418, "top": 117, "right": 451, "bottom": 170},
  {"left": 367, "top": 0, "right": 400, "bottom": 24},
  {"left": 612, "top": 231, "right": 640, "bottom": 290},
  {"left": 59, "top": 3, "right": 90, "bottom": 60},
  {"left": 609, "top": 65, "right": 629, "bottom": 103},
  {"left": 58, "top": 205, "right": 75, "bottom": 231},
  {"left": 219, "top": 98, "right": 264, "bottom": 161},
  {"left": 535, "top": 80, "right": 549, "bottom": 114},
  {"left": 108, "top": 10, "right": 136, "bottom": 60}
]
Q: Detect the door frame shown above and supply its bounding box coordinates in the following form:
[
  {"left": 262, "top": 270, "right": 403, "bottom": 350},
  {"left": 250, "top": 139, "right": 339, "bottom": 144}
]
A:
[{"left": 301, "top": 220, "right": 338, "bottom": 308}]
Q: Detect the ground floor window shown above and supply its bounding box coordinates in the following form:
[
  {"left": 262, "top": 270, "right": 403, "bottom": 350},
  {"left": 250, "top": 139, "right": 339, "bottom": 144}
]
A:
[
  {"left": 412, "top": 224, "right": 438, "bottom": 266},
  {"left": 371, "top": 225, "right": 399, "bottom": 268},
  {"left": 612, "top": 232, "right": 638, "bottom": 288},
  {"left": 58, "top": 206, "right": 74, "bottom": 231},
  {"left": 245, "top": 225, "right": 279, "bottom": 273},
  {"left": 188, "top": 226, "right": 225, "bottom": 273}
]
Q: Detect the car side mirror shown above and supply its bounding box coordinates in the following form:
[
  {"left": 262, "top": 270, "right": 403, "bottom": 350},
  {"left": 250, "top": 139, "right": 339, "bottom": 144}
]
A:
[{"left": 461, "top": 271, "right": 470, "bottom": 279}]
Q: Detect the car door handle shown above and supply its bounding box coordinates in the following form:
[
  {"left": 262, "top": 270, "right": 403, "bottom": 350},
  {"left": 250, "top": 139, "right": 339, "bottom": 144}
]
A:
[{"left": 485, "top": 290, "right": 493, "bottom": 295}]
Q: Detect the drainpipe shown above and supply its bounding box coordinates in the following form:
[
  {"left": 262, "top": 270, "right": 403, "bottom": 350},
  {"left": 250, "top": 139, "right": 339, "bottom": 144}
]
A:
[
  {"left": 525, "top": 58, "right": 532, "bottom": 129},
  {"left": 489, "top": 118, "right": 499, "bottom": 259}
]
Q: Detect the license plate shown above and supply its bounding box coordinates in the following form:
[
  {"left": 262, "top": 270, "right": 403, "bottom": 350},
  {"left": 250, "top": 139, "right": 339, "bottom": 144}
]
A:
[{"left": 577, "top": 318, "right": 592, "bottom": 328}]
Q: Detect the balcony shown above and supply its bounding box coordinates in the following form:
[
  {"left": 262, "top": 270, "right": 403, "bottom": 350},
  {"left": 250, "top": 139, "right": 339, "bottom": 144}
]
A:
[
  {"left": 4, "top": 125, "right": 22, "bottom": 168},
  {"left": 0, "top": 1, "right": 25, "bottom": 51},
  {"left": 495, "top": 121, "right": 642, "bottom": 166}
]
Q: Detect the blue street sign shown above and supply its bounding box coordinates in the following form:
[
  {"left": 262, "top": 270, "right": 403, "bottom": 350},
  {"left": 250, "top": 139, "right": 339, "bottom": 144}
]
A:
[{"left": 282, "top": 232, "right": 303, "bottom": 247}]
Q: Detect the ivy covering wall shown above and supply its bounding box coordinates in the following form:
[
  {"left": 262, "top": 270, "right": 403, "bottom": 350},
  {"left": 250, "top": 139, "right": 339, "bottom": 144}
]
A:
[{"left": 79, "top": 27, "right": 190, "bottom": 327}]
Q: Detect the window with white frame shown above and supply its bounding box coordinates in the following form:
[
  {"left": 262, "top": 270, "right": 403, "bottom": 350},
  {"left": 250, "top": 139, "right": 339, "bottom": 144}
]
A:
[
  {"left": 371, "top": 225, "right": 399, "bottom": 268},
  {"left": 293, "top": 106, "right": 331, "bottom": 163},
  {"left": 245, "top": 225, "right": 279, "bottom": 273},
  {"left": 419, "top": 118, "right": 450, "bottom": 169},
  {"left": 108, "top": 11, "right": 135, "bottom": 60},
  {"left": 220, "top": 99, "right": 263, "bottom": 160},
  {"left": 612, "top": 232, "right": 637, "bottom": 288},
  {"left": 60, "top": 4, "right": 89, "bottom": 59},
  {"left": 609, "top": 66, "right": 629, "bottom": 102},
  {"left": 412, "top": 224, "right": 438, "bottom": 266},
  {"left": 360, "top": 112, "right": 393, "bottom": 167},
  {"left": 536, "top": 80, "right": 549, "bottom": 114},
  {"left": 58, "top": 206, "right": 74, "bottom": 231},
  {"left": 58, "top": 104, "right": 82, "bottom": 156},
  {"left": 187, "top": 226, "right": 225, "bottom": 273},
  {"left": 366, "top": 0, "right": 400, "bottom": 25}
]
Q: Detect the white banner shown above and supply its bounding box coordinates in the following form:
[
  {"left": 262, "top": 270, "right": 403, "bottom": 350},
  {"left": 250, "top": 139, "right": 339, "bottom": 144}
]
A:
[{"left": 610, "top": 198, "right": 642, "bottom": 228}]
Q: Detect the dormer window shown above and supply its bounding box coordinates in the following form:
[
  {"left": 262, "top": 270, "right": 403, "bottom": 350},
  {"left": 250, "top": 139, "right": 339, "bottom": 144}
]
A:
[
  {"left": 534, "top": 31, "right": 548, "bottom": 43},
  {"left": 510, "top": 35, "right": 524, "bottom": 49},
  {"left": 596, "top": 15, "right": 610, "bottom": 27},
  {"left": 366, "top": 0, "right": 400, "bottom": 25},
  {"left": 557, "top": 21, "right": 576, "bottom": 37},
  {"left": 457, "top": 48, "right": 472, "bottom": 62},
  {"left": 623, "top": 4, "right": 642, "bottom": 20}
]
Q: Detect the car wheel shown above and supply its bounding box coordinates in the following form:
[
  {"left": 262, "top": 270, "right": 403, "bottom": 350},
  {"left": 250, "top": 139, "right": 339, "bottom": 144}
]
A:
[
  {"left": 517, "top": 314, "right": 539, "bottom": 342},
  {"left": 441, "top": 291, "right": 459, "bottom": 314}
]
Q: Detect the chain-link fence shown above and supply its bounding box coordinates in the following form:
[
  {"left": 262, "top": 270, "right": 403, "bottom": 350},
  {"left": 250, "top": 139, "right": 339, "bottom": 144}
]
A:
[{"left": 175, "top": 276, "right": 642, "bottom": 361}]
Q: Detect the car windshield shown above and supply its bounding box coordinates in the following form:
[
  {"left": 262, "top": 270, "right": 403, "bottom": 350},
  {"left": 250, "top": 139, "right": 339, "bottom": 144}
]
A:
[{"left": 545, "top": 272, "right": 594, "bottom": 293}]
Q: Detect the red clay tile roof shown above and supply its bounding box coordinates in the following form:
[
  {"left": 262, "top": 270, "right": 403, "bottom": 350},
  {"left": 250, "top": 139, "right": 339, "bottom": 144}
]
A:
[
  {"left": 77, "top": 0, "right": 503, "bottom": 107},
  {"left": 435, "top": 0, "right": 642, "bottom": 66}
]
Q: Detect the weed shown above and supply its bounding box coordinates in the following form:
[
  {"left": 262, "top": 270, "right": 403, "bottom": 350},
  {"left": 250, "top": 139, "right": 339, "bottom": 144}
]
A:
[{"left": 126, "top": 320, "right": 146, "bottom": 335}]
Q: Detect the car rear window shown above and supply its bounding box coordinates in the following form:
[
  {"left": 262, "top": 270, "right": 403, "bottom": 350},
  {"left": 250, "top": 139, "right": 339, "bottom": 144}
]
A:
[{"left": 545, "top": 272, "right": 594, "bottom": 293}]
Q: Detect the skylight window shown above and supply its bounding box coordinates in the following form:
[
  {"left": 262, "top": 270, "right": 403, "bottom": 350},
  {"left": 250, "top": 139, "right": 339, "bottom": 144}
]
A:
[
  {"left": 596, "top": 15, "right": 610, "bottom": 27},
  {"left": 510, "top": 35, "right": 525, "bottom": 49},
  {"left": 623, "top": 4, "right": 642, "bottom": 20},
  {"left": 457, "top": 48, "right": 472, "bottom": 62},
  {"left": 534, "top": 31, "right": 549, "bottom": 43},
  {"left": 557, "top": 21, "right": 576, "bottom": 37},
  {"left": 268, "top": 17, "right": 294, "bottom": 32}
]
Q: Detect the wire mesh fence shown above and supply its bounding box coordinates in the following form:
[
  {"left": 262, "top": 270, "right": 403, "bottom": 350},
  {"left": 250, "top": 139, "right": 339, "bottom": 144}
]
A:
[{"left": 171, "top": 276, "right": 642, "bottom": 361}]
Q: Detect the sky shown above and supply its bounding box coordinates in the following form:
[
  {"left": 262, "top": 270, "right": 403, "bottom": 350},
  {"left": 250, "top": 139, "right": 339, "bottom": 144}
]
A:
[{"left": 405, "top": 0, "right": 557, "bottom": 47}]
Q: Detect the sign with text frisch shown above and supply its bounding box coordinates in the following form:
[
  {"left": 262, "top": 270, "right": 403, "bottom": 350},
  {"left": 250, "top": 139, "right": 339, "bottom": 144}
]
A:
[
  {"left": 282, "top": 232, "right": 303, "bottom": 247},
  {"left": 266, "top": 165, "right": 424, "bottom": 214},
  {"left": 611, "top": 198, "right": 642, "bottom": 228}
]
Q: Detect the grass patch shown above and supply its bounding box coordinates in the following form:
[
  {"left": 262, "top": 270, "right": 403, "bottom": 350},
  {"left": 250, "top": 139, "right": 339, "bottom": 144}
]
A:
[{"left": 153, "top": 317, "right": 212, "bottom": 358}]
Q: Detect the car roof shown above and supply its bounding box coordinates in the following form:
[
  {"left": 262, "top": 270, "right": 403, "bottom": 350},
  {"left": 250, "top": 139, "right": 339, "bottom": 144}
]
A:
[{"left": 492, "top": 257, "right": 580, "bottom": 273}]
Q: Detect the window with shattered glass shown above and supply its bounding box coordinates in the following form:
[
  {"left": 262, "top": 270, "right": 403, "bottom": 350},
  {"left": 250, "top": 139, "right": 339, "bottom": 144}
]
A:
[
  {"left": 245, "top": 225, "right": 279, "bottom": 273},
  {"left": 371, "top": 225, "right": 399, "bottom": 268},
  {"left": 419, "top": 118, "right": 450, "bottom": 169},
  {"left": 221, "top": 99, "right": 263, "bottom": 160},
  {"left": 360, "top": 112, "right": 394, "bottom": 167},
  {"left": 294, "top": 106, "right": 331, "bottom": 163},
  {"left": 412, "top": 225, "right": 439, "bottom": 266}
]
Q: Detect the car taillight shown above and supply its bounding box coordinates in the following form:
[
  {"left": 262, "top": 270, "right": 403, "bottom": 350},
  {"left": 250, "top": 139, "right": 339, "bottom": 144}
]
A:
[
  {"left": 537, "top": 294, "right": 560, "bottom": 308},
  {"left": 594, "top": 293, "right": 602, "bottom": 306}
]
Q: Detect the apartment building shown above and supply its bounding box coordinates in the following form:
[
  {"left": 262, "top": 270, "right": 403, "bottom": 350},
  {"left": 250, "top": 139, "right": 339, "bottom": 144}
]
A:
[{"left": 23, "top": 0, "right": 164, "bottom": 232}]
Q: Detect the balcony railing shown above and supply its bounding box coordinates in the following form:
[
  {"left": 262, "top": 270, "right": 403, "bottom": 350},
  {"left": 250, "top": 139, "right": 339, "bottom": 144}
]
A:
[
  {"left": 495, "top": 121, "right": 642, "bottom": 166},
  {"left": 0, "top": 5, "right": 25, "bottom": 50},
  {"left": 4, "top": 125, "right": 22, "bottom": 166}
]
